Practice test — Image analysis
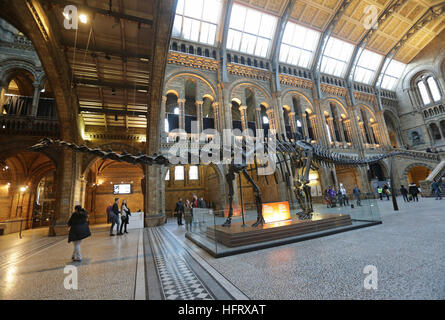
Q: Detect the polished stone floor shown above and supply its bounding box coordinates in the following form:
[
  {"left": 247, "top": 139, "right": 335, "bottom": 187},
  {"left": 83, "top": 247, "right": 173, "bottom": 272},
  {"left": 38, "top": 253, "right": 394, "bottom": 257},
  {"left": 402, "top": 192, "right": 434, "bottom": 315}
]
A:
[{"left": 0, "top": 196, "right": 444, "bottom": 299}]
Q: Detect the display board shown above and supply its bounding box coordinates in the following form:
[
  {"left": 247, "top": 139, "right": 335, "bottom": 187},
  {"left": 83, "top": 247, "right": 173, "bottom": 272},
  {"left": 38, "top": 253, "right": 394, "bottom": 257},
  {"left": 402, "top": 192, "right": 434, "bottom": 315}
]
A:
[
  {"left": 262, "top": 201, "right": 291, "bottom": 224},
  {"left": 113, "top": 184, "right": 132, "bottom": 195}
]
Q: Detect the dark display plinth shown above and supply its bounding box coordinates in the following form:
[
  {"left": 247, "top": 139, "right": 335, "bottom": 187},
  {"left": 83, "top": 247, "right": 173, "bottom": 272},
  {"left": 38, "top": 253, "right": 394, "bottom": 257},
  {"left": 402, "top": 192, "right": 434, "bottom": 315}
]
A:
[{"left": 206, "top": 214, "right": 352, "bottom": 247}]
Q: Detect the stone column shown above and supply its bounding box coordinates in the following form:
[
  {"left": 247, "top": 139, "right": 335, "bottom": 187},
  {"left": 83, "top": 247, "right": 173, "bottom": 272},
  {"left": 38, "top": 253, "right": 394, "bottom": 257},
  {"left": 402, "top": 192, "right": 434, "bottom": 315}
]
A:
[
  {"left": 347, "top": 106, "right": 365, "bottom": 155},
  {"left": 52, "top": 149, "right": 80, "bottom": 236},
  {"left": 371, "top": 123, "right": 381, "bottom": 146},
  {"left": 338, "top": 118, "right": 347, "bottom": 147},
  {"left": 255, "top": 107, "right": 262, "bottom": 131},
  {"left": 144, "top": 165, "right": 165, "bottom": 227},
  {"left": 327, "top": 117, "right": 336, "bottom": 146},
  {"left": 196, "top": 100, "right": 204, "bottom": 133},
  {"left": 178, "top": 98, "right": 186, "bottom": 130},
  {"left": 343, "top": 119, "right": 352, "bottom": 144},
  {"left": 375, "top": 110, "right": 392, "bottom": 148},
  {"left": 31, "top": 82, "right": 41, "bottom": 117},
  {"left": 274, "top": 93, "right": 286, "bottom": 135},
  {"left": 239, "top": 105, "right": 248, "bottom": 131},
  {"left": 288, "top": 112, "right": 296, "bottom": 134},
  {"left": 212, "top": 102, "right": 220, "bottom": 132},
  {"left": 225, "top": 103, "right": 233, "bottom": 130},
  {"left": 266, "top": 108, "right": 278, "bottom": 134},
  {"left": 359, "top": 121, "right": 368, "bottom": 145},
  {"left": 301, "top": 113, "right": 310, "bottom": 139},
  {"left": 309, "top": 114, "right": 319, "bottom": 142},
  {"left": 0, "top": 84, "right": 6, "bottom": 115},
  {"left": 366, "top": 123, "right": 376, "bottom": 145},
  {"left": 160, "top": 95, "right": 167, "bottom": 142}
]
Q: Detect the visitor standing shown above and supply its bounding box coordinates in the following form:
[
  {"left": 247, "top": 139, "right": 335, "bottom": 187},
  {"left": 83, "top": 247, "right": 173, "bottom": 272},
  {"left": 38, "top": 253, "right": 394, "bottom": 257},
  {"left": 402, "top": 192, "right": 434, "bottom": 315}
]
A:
[
  {"left": 110, "top": 198, "right": 122, "bottom": 236},
  {"left": 353, "top": 186, "right": 361, "bottom": 206},
  {"left": 192, "top": 194, "right": 199, "bottom": 208},
  {"left": 432, "top": 181, "right": 442, "bottom": 200},
  {"left": 400, "top": 185, "right": 409, "bottom": 202},
  {"left": 377, "top": 186, "right": 383, "bottom": 200},
  {"left": 339, "top": 183, "right": 349, "bottom": 206},
  {"left": 383, "top": 184, "right": 390, "bottom": 200},
  {"left": 199, "top": 197, "right": 207, "bottom": 208},
  {"left": 184, "top": 199, "right": 193, "bottom": 231},
  {"left": 120, "top": 199, "right": 131, "bottom": 234},
  {"left": 408, "top": 182, "right": 419, "bottom": 202},
  {"left": 68, "top": 205, "right": 91, "bottom": 262},
  {"left": 175, "top": 197, "right": 185, "bottom": 226}
]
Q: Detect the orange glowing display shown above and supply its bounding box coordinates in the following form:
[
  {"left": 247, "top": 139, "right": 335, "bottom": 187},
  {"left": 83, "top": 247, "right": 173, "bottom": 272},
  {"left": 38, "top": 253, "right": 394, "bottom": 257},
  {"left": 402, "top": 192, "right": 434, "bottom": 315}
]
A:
[{"left": 262, "top": 201, "right": 291, "bottom": 224}]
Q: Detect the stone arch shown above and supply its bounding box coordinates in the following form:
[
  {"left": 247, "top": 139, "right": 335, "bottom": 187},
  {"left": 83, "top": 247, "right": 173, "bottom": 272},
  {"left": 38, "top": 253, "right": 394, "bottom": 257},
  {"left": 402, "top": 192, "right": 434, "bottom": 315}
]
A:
[
  {"left": 228, "top": 79, "right": 272, "bottom": 107},
  {"left": 0, "top": 58, "right": 41, "bottom": 85},
  {"left": 81, "top": 143, "right": 144, "bottom": 175},
  {"left": 281, "top": 89, "right": 314, "bottom": 113},
  {"left": 358, "top": 103, "right": 377, "bottom": 121},
  {"left": 164, "top": 70, "right": 217, "bottom": 101},
  {"left": 384, "top": 109, "right": 403, "bottom": 147},
  {"left": 402, "top": 162, "right": 434, "bottom": 185},
  {"left": 324, "top": 97, "right": 349, "bottom": 117}
]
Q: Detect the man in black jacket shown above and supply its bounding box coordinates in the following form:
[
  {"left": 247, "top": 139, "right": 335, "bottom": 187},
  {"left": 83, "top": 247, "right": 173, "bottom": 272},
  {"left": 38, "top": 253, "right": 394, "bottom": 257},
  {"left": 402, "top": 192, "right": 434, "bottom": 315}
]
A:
[
  {"left": 175, "top": 198, "right": 185, "bottom": 226},
  {"left": 110, "top": 198, "right": 123, "bottom": 236}
]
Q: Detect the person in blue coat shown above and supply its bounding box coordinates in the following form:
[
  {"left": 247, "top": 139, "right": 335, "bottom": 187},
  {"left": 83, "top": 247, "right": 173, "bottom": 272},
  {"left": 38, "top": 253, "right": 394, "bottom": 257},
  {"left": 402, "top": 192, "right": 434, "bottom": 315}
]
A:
[{"left": 68, "top": 205, "right": 91, "bottom": 262}]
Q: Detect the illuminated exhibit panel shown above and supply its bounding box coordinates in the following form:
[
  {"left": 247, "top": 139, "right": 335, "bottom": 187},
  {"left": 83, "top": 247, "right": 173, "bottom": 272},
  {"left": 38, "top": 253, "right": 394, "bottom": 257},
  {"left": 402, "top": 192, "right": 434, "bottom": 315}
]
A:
[
  {"left": 114, "top": 184, "right": 132, "bottom": 195},
  {"left": 262, "top": 201, "right": 291, "bottom": 224}
]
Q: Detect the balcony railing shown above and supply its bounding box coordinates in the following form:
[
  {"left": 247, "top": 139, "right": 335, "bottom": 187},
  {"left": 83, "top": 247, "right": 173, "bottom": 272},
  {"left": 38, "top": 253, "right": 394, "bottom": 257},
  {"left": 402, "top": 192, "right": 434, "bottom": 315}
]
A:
[{"left": 0, "top": 115, "right": 59, "bottom": 136}]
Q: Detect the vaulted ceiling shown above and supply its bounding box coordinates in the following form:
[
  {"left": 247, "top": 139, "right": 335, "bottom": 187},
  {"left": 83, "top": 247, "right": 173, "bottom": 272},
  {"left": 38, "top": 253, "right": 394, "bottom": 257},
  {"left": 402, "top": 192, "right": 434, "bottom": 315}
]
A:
[{"left": 238, "top": 0, "right": 445, "bottom": 63}]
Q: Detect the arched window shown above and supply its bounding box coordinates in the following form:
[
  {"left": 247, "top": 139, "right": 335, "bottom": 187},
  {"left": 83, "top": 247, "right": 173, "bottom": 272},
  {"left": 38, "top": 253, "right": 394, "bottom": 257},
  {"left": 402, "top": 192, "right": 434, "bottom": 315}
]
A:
[
  {"left": 175, "top": 166, "right": 185, "bottom": 180},
  {"left": 189, "top": 165, "right": 199, "bottom": 180},
  {"left": 416, "top": 74, "right": 442, "bottom": 106}
]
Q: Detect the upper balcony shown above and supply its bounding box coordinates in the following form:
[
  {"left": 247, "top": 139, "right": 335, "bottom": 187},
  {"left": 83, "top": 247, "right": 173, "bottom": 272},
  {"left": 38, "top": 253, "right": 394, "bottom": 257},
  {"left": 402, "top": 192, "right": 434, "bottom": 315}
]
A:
[{"left": 0, "top": 95, "right": 59, "bottom": 137}]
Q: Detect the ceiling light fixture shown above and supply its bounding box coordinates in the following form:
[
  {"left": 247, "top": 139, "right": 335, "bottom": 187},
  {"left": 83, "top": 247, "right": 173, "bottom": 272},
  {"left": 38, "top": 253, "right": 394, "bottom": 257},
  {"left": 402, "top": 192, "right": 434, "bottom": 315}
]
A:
[{"left": 79, "top": 14, "right": 88, "bottom": 24}]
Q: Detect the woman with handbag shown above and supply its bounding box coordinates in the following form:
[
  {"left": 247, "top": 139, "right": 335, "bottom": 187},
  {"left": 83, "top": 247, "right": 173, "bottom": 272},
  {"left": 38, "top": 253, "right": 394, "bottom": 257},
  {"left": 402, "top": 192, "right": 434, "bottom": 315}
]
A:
[{"left": 120, "top": 199, "right": 131, "bottom": 234}]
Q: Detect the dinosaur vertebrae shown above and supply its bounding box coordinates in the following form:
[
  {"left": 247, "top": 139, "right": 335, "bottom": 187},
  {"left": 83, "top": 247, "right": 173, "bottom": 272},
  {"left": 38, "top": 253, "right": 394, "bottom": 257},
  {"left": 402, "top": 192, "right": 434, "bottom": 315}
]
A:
[
  {"left": 29, "top": 138, "right": 170, "bottom": 165},
  {"left": 29, "top": 137, "right": 411, "bottom": 168}
]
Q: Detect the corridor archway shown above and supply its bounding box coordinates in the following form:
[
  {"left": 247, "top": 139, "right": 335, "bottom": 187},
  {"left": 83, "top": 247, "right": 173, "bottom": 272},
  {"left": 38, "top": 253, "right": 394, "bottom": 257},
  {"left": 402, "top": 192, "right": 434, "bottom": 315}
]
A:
[
  {"left": 83, "top": 159, "right": 144, "bottom": 224},
  {"left": 0, "top": 151, "right": 56, "bottom": 233},
  {"left": 406, "top": 165, "right": 432, "bottom": 186},
  {"left": 163, "top": 164, "right": 224, "bottom": 218}
]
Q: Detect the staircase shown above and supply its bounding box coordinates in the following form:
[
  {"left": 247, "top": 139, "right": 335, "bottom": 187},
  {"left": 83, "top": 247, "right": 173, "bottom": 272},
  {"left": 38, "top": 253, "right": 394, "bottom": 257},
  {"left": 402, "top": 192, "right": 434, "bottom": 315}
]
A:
[{"left": 419, "top": 156, "right": 445, "bottom": 197}]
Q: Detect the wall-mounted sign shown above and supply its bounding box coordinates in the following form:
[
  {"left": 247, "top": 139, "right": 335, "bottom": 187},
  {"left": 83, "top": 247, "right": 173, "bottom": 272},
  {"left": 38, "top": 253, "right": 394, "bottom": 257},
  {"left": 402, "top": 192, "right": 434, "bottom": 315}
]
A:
[
  {"left": 114, "top": 184, "right": 132, "bottom": 195},
  {"left": 262, "top": 201, "right": 291, "bottom": 224}
]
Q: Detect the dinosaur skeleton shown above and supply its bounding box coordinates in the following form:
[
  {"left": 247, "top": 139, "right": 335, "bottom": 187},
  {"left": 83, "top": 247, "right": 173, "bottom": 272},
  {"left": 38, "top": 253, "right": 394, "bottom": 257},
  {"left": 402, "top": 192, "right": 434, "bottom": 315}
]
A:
[{"left": 29, "top": 136, "right": 411, "bottom": 227}]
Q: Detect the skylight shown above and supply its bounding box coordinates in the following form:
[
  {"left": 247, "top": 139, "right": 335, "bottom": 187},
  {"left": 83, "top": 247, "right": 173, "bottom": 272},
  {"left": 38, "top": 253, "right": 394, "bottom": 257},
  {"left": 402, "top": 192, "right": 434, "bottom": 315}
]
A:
[
  {"left": 279, "top": 22, "right": 320, "bottom": 69},
  {"left": 320, "top": 37, "right": 354, "bottom": 77},
  {"left": 380, "top": 59, "right": 406, "bottom": 91},
  {"left": 353, "top": 49, "right": 383, "bottom": 85},
  {"left": 172, "top": 0, "right": 222, "bottom": 46},
  {"left": 227, "top": 3, "right": 278, "bottom": 58}
]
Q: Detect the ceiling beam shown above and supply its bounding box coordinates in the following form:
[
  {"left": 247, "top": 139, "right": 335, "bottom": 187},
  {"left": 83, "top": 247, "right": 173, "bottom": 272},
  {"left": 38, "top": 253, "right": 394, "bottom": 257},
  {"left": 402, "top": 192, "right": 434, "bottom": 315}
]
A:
[
  {"left": 43, "top": 0, "right": 153, "bottom": 26},
  {"left": 80, "top": 107, "right": 147, "bottom": 117},
  {"left": 74, "top": 78, "right": 149, "bottom": 91},
  {"left": 61, "top": 39, "right": 151, "bottom": 61},
  {"left": 270, "top": 0, "right": 295, "bottom": 92},
  {"left": 218, "top": 0, "right": 234, "bottom": 84},
  {"left": 310, "top": 0, "right": 355, "bottom": 99}
]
